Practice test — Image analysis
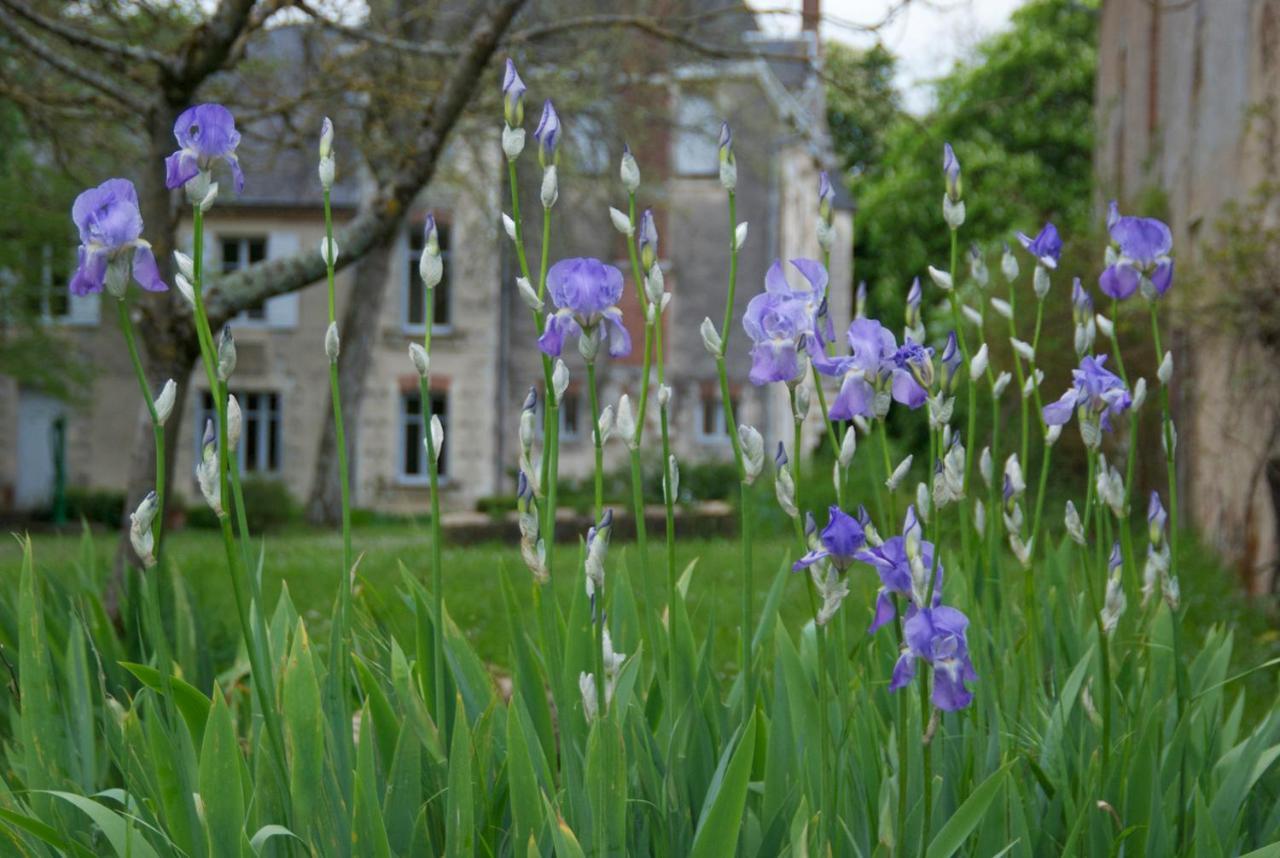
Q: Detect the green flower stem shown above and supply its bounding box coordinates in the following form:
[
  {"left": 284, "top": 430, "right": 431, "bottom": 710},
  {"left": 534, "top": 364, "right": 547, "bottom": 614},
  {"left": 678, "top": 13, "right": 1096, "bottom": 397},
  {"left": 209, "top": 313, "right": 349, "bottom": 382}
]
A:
[
  {"left": 322, "top": 188, "right": 354, "bottom": 626},
  {"left": 1150, "top": 302, "right": 1187, "bottom": 844},
  {"left": 115, "top": 298, "right": 165, "bottom": 562},
  {"left": 622, "top": 193, "right": 671, "bottom": 701},
  {"left": 419, "top": 279, "right": 446, "bottom": 727},
  {"left": 189, "top": 204, "right": 289, "bottom": 807},
  {"left": 507, "top": 155, "right": 563, "bottom": 705},
  {"left": 586, "top": 359, "right": 605, "bottom": 518},
  {"left": 877, "top": 418, "right": 897, "bottom": 526},
  {"left": 714, "top": 190, "right": 752, "bottom": 712},
  {"left": 1007, "top": 280, "right": 1030, "bottom": 470}
]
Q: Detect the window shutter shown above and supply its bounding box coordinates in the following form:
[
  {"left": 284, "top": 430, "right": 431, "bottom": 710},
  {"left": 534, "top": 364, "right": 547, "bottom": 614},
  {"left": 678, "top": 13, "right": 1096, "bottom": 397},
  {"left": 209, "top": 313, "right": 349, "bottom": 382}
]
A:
[{"left": 265, "top": 231, "right": 300, "bottom": 329}]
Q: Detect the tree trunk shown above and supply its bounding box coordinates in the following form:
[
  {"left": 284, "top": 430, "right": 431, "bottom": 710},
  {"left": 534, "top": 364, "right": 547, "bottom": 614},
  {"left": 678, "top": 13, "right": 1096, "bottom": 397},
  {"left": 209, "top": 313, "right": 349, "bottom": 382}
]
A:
[{"left": 305, "top": 225, "right": 402, "bottom": 524}]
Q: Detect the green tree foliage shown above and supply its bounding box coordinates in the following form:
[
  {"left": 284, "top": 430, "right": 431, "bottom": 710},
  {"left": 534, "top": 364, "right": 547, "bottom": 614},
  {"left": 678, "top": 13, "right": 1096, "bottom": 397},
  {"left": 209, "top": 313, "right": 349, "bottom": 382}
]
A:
[
  {"left": 0, "top": 102, "right": 90, "bottom": 399},
  {"left": 824, "top": 41, "right": 900, "bottom": 174},
  {"left": 849, "top": 0, "right": 1098, "bottom": 310}
]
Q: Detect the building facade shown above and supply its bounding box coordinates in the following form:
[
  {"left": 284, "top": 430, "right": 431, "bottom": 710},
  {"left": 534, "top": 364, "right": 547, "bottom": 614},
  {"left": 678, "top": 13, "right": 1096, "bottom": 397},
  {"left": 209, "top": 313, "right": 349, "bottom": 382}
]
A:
[
  {"left": 1096, "top": 0, "right": 1280, "bottom": 591},
  {"left": 0, "top": 15, "right": 852, "bottom": 519}
]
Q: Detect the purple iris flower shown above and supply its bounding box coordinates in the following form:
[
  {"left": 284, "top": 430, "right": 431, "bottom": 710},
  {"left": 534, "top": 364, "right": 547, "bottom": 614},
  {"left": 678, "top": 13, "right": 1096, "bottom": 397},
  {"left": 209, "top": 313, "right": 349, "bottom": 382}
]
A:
[
  {"left": 69, "top": 179, "right": 167, "bottom": 297},
  {"left": 164, "top": 103, "right": 244, "bottom": 194},
  {"left": 943, "top": 142, "right": 961, "bottom": 200},
  {"left": 1071, "top": 277, "right": 1093, "bottom": 324},
  {"left": 940, "top": 331, "right": 962, "bottom": 393},
  {"left": 856, "top": 506, "right": 942, "bottom": 633},
  {"left": 1148, "top": 491, "right": 1168, "bottom": 543},
  {"left": 719, "top": 122, "right": 733, "bottom": 160},
  {"left": 742, "top": 259, "right": 826, "bottom": 386},
  {"left": 538, "top": 257, "right": 630, "bottom": 358},
  {"left": 904, "top": 277, "right": 922, "bottom": 331},
  {"left": 502, "top": 59, "right": 527, "bottom": 125},
  {"left": 533, "top": 100, "right": 561, "bottom": 165},
  {"left": 638, "top": 208, "right": 658, "bottom": 270},
  {"left": 811, "top": 319, "right": 929, "bottom": 419},
  {"left": 1099, "top": 201, "right": 1174, "bottom": 300},
  {"left": 818, "top": 171, "right": 834, "bottom": 220},
  {"left": 1017, "top": 222, "right": 1062, "bottom": 269},
  {"left": 890, "top": 604, "right": 978, "bottom": 711},
  {"left": 793, "top": 505, "right": 866, "bottom": 573},
  {"left": 1042, "top": 354, "right": 1132, "bottom": 430}
]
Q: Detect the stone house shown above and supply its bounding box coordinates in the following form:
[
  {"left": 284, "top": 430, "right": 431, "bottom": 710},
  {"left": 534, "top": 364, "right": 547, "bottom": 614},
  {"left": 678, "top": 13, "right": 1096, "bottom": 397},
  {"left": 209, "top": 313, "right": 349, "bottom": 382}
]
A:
[
  {"left": 0, "top": 11, "right": 853, "bottom": 518},
  {"left": 1096, "top": 0, "right": 1280, "bottom": 591}
]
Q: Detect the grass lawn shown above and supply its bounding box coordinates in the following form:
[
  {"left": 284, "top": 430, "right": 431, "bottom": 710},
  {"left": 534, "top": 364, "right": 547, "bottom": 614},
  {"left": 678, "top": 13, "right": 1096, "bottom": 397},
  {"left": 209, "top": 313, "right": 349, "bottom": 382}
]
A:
[{"left": 5, "top": 516, "right": 1278, "bottom": 709}]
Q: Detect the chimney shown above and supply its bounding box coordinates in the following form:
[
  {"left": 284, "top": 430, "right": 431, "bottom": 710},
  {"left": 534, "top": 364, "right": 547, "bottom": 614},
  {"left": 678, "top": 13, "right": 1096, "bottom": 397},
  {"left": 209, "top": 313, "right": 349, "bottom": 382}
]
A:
[{"left": 802, "top": 0, "right": 820, "bottom": 33}]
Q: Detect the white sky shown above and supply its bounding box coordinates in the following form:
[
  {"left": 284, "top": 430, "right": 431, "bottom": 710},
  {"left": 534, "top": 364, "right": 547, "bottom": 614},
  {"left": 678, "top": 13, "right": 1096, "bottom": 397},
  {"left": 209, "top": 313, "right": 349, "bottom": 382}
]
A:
[{"left": 757, "top": 0, "right": 1029, "bottom": 113}]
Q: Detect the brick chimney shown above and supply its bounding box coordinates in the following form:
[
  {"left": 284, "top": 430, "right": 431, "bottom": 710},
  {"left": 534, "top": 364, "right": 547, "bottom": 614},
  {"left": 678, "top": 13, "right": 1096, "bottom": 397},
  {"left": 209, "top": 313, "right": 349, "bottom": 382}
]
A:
[{"left": 802, "top": 0, "right": 820, "bottom": 33}]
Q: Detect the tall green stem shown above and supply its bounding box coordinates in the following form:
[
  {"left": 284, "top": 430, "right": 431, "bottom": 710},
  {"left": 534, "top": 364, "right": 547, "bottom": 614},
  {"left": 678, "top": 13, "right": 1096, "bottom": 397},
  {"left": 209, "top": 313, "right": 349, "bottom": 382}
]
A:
[
  {"left": 419, "top": 275, "right": 446, "bottom": 727},
  {"left": 115, "top": 299, "right": 166, "bottom": 561}
]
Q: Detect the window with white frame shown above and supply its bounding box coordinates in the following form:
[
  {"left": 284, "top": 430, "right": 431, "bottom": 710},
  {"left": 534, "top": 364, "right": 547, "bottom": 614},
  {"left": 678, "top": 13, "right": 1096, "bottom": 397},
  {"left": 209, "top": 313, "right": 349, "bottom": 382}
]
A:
[
  {"left": 559, "top": 389, "right": 581, "bottom": 440},
  {"left": 220, "top": 236, "right": 268, "bottom": 320},
  {"left": 568, "top": 114, "right": 610, "bottom": 175},
  {"left": 8, "top": 244, "right": 99, "bottom": 325},
  {"left": 405, "top": 219, "right": 452, "bottom": 331},
  {"left": 399, "top": 389, "right": 449, "bottom": 481},
  {"left": 697, "top": 387, "right": 738, "bottom": 440},
  {"left": 197, "top": 390, "right": 281, "bottom": 473},
  {"left": 673, "top": 94, "right": 720, "bottom": 176}
]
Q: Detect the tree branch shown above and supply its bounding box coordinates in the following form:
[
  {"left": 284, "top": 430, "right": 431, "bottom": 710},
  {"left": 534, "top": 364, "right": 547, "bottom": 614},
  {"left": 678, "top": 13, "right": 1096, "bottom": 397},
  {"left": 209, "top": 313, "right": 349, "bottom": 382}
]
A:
[
  {"left": 0, "top": 14, "right": 149, "bottom": 112},
  {"left": 0, "top": 0, "right": 171, "bottom": 70},
  {"left": 204, "top": 0, "right": 530, "bottom": 325},
  {"left": 293, "top": 1, "right": 458, "bottom": 57},
  {"left": 167, "top": 0, "right": 259, "bottom": 96}
]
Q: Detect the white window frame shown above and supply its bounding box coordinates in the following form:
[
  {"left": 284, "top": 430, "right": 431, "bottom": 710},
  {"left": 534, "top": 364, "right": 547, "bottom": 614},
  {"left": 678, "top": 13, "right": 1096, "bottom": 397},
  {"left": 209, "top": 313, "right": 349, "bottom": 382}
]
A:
[
  {"left": 696, "top": 389, "right": 737, "bottom": 442},
  {"left": 402, "top": 219, "right": 454, "bottom": 335},
  {"left": 559, "top": 389, "right": 582, "bottom": 440},
  {"left": 35, "top": 244, "right": 99, "bottom": 326},
  {"left": 219, "top": 235, "right": 271, "bottom": 326},
  {"left": 196, "top": 389, "right": 282, "bottom": 474},
  {"left": 397, "top": 389, "right": 450, "bottom": 484},
  {"left": 672, "top": 93, "right": 721, "bottom": 177}
]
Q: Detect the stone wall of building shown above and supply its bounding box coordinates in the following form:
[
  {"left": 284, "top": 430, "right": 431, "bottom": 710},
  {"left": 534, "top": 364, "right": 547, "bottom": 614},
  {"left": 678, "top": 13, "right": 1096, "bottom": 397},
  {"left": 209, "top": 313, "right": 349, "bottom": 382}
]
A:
[{"left": 1097, "top": 0, "right": 1280, "bottom": 590}]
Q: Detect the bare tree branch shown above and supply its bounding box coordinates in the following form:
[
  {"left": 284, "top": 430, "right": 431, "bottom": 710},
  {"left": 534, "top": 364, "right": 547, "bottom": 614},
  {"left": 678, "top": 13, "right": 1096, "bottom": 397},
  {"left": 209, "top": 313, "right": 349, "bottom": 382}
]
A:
[
  {"left": 0, "top": 0, "right": 171, "bottom": 69},
  {"left": 508, "top": 14, "right": 772, "bottom": 60},
  {"left": 205, "top": 0, "right": 530, "bottom": 324},
  {"left": 167, "top": 0, "right": 259, "bottom": 94},
  {"left": 294, "top": 1, "right": 457, "bottom": 57},
  {"left": 0, "top": 14, "right": 149, "bottom": 112}
]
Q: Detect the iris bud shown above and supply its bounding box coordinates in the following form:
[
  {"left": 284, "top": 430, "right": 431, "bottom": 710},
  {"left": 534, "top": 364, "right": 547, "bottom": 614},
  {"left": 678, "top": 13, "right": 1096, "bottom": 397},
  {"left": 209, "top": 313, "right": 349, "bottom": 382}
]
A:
[
  {"left": 700, "top": 317, "right": 722, "bottom": 355},
  {"left": 325, "top": 321, "right": 340, "bottom": 363},
  {"left": 927, "top": 265, "right": 953, "bottom": 291},
  {"left": 608, "top": 207, "right": 632, "bottom": 236},
  {"left": 620, "top": 145, "right": 640, "bottom": 191},
  {"left": 970, "top": 343, "right": 989, "bottom": 379},
  {"left": 739, "top": 424, "right": 764, "bottom": 484},
  {"left": 552, "top": 360, "right": 569, "bottom": 404},
  {"left": 174, "top": 250, "right": 195, "bottom": 282},
  {"left": 154, "top": 379, "right": 177, "bottom": 426},
  {"left": 226, "top": 394, "right": 242, "bottom": 451},
  {"left": 409, "top": 342, "right": 430, "bottom": 377},
  {"left": 516, "top": 276, "right": 542, "bottom": 311},
  {"left": 540, "top": 165, "right": 558, "bottom": 209},
  {"left": 216, "top": 326, "right": 236, "bottom": 381}
]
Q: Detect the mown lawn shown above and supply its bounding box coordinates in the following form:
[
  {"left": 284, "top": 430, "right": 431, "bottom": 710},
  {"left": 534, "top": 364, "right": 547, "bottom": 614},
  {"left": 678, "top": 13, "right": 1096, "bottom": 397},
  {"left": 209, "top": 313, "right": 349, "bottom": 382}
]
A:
[{"left": 4, "top": 517, "right": 1277, "bottom": 709}]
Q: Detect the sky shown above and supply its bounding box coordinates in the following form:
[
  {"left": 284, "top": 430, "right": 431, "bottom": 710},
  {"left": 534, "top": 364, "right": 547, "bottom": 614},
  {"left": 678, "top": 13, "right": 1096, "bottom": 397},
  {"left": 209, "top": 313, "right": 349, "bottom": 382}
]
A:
[{"left": 758, "top": 0, "right": 1029, "bottom": 113}]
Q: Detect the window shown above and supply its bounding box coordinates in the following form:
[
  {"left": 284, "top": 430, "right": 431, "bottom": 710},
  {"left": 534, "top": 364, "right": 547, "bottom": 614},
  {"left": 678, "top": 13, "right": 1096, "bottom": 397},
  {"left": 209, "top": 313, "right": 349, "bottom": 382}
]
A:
[
  {"left": 568, "top": 114, "right": 610, "bottom": 175},
  {"left": 405, "top": 219, "right": 452, "bottom": 330},
  {"left": 400, "top": 390, "right": 449, "bottom": 481},
  {"left": 4, "top": 244, "right": 98, "bottom": 325},
  {"left": 697, "top": 388, "right": 739, "bottom": 440},
  {"left": 673, "top": 94, "right": 720, "bottom": 176},
  {"left": 220, "top": 236, "right": 268, "bottom": 320},
  {"left": 197, "top": 390, "right": 281, "bottom": 473},
  {"left": 560, "top": 389, "right": 581, "bottom": 440}
]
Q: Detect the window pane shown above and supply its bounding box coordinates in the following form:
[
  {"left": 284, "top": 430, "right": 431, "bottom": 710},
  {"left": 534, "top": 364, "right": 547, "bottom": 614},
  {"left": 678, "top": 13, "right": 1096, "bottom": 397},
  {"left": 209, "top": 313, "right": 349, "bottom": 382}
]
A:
[
  {"left": 673, "top": 95, "right": 720, "bottom": 176},
  {"left": 248, "top": 238, "right": 266, "bottom": 264},
  {"left": 245, "top": 410, "right": 260, "bottom": 470},
  {"left": 701, "top": 396, "right": 715, "bottom": 435},
  {"left": 221, "top": 239, "right": 239, "bottom": 273},
  {"left": 433, "top": 278, "right": 450, "bottom": 326}
]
